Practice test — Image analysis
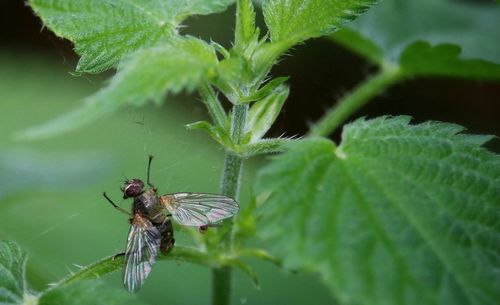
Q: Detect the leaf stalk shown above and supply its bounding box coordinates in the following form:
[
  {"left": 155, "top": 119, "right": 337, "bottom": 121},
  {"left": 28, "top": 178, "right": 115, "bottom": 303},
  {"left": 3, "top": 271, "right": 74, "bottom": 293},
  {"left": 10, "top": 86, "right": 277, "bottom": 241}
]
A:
[{"left": 308, "top": 66, "right": 402, "bottom": 137}]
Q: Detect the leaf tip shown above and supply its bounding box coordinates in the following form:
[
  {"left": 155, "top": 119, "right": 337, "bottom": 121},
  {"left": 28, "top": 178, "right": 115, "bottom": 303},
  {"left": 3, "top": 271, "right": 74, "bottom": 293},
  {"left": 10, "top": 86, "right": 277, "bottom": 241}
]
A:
[{"left": 335, "top": 148, "right": 347, "bottom": 160}]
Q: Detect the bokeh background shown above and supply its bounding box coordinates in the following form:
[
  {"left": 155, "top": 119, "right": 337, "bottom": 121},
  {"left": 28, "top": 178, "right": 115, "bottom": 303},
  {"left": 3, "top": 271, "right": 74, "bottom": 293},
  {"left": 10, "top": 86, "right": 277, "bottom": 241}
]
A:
[{"left": 1, "top": 1, "right": 499, "bottom": 304}]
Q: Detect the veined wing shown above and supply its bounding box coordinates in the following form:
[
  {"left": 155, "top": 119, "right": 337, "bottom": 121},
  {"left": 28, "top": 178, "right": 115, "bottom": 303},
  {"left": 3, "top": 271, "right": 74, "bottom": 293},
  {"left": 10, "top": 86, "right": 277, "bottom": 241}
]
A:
[
  {"left": 123, "top": 214, "right": 161, "bottom": 292},
  {"left": 159, "top": 193, "right": 239, "bottom": 226}
]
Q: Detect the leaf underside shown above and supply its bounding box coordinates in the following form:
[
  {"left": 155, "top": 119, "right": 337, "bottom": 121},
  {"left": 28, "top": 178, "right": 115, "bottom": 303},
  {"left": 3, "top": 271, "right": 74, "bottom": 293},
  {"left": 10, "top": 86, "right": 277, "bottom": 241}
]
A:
[
  {"left": 399, "top": 42, "right": 500, "bottom": 79},
  {"left": 29, "top": 0, "right": 234, "bottom": 73},
  {"left": 331, "top": 0, "right": 500, "bottom": 79},
  {"left": 257, "top": 116, "right": 500, "bottom": 305}
]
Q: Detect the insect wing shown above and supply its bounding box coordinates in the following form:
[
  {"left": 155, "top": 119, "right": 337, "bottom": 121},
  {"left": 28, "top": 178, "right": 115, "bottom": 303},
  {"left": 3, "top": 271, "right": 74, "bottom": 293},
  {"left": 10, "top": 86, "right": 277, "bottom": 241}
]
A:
[
  {"left": 123, "top": 214, "right": 161, "bottom": 292},
  {"left": 160, "top": 193, "right": 239, "bottom": 226}
]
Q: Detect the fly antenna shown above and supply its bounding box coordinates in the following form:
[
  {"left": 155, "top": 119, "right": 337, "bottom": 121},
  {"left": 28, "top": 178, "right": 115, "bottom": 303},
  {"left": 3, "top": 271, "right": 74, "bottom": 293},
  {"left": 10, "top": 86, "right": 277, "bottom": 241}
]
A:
[{"left": 147, "top": 155, "right": 155, "bottom": 189}]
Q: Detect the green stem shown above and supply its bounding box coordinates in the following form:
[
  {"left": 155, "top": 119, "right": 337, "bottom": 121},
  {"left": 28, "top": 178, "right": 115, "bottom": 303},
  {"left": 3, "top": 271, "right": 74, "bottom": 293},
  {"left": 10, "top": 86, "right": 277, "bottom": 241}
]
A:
[
  {"left": 308, "top": 66, "right": 402, "bottom": 137},
  {"left": 212, "top": 267, "right": 232, "bottom": 305},
  {"left": 199, "top": 82, "right": 227, "bottom": 127},
  {"left": 212, "top": 103, "right": 248, "bottom": 305},
  {"left": 220, "top": 152, "right": 243, "bottom": 198},
  {"left": 230, "top": 104, "right": 249, "bottom": 147}
]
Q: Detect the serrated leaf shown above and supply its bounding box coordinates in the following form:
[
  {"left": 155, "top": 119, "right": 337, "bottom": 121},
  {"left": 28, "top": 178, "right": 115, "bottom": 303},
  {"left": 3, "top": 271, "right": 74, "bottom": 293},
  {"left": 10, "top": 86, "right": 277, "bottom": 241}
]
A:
[
  {"left": 235, "top": 0, "right": 258, "bottom": 51},
  {"left": 29, "top": 0, "right": 234, "bottom": 73},
  {"left": 263, "top": 0, "right": 378, "bottom": 45},
  {"left": 17, "top": 37, "right": 218, "bottom": 140},
  {"left": 0, "top": 241, "right": 27, "bottom": 304},
  {"left": 332, "top": 0, "right": 500, "bottom": 79},
  {"left": 256, "top": 116, "right": 500, "bottom": 305}
]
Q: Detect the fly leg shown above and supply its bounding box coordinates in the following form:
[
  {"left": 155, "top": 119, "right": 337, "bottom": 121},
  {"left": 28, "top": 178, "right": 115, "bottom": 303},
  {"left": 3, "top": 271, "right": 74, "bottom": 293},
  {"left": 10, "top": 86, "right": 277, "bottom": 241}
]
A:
[
  {"left": 103, "top": 192, "right": 131, "bottom": 216},
  {"left": 198, "top": 223, "right": 222, "bottom": 233},
  {"left": 146, "top": 155, "right": 156, "bottom": 190}
]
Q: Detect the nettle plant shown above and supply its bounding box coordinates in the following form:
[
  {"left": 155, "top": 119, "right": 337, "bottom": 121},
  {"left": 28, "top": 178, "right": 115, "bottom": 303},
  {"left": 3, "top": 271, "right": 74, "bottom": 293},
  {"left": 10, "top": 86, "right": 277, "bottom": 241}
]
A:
[{"left": 2, "top": 0, "right": 499, "bottom": 304}]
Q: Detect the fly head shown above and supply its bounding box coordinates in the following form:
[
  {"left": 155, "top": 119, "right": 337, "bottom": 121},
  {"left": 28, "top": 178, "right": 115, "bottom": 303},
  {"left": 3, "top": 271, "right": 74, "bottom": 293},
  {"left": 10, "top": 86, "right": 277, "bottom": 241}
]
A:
[{"left": 122, "top": 179, "right": 144, "bottom": 199}]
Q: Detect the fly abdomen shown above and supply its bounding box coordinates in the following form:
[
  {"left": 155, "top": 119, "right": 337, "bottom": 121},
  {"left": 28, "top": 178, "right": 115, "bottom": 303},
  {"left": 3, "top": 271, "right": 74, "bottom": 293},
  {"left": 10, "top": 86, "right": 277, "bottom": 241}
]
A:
[{"left": 156, "top": 219, "right": 174, "bottom": 254}]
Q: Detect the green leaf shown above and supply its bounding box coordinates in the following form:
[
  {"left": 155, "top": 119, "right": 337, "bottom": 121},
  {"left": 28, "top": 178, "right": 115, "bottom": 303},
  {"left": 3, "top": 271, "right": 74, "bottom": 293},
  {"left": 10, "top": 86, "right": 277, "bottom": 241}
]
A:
[
  {"left": 332, "top": 0, "right": 500, "bottom": 79},
  {"left": 237, "top": 248, "right": 282, "bottom": 267},
  {"left": 245, "top": 85, "right": 289, "bottom": 142},
  {"left": 256, "top": 116, "right": 500, "bottom": 305},
  {"left": 263, "top": 0, "right": 379, "bottom": 45},
  {"left": 235, "top": 0, "right": 258, "bottom": 52},
  {"left": 40, "top": 281, "right": 146, "bottom": 305},
  {"left": 17, "top": 37, "right": 218, "bottom": 140},
  {"left": 241, "top": 76, "right": 289, "bottom": 103},
  {"left": 186, "top": 121, "right": 233, "bottom": 149},
  {"left": 28, "top": 0, "right": 234, "bottom": 73},
  {"left": 0, "top": 241, "right": 27, "bottom": 304},
  {"left": 198, "top": 82, "right": 228, "bottom": 127},
  {"left": 400, "top": 42, "right": 500, "bottom": 79},
  {"left": 240, "top": 138, "right": 295, "bottom": 157},
  {"left": 252, "top": 0, "right": 379, "bottom": 79}
]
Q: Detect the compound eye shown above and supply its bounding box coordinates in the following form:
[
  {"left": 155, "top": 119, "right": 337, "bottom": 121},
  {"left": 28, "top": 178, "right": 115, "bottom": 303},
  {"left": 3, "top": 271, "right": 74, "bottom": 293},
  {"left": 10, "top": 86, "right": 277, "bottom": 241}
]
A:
[
  {"left": 125, "top": 185, "right": 139, "bottom": 197},
  {"left": 122, "top": 179, "right": 144, "bottom": 198}
]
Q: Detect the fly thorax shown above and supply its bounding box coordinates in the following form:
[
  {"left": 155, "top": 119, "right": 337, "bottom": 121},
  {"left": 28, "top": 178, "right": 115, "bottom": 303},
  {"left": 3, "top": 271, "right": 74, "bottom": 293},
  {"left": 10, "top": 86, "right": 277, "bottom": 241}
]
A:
[
  {"left": 132, "top": 190, "right": 155, "bottom": 214},
  {"left": 133, "top": 189, "right": 164, "bottom": 223}
]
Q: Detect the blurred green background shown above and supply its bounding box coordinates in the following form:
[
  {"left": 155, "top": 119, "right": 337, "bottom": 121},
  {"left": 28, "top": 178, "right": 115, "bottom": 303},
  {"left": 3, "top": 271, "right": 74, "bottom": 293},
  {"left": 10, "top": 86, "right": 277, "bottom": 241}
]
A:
[{"left": 0, "top": 1, "right": 499, "bottom": 305}]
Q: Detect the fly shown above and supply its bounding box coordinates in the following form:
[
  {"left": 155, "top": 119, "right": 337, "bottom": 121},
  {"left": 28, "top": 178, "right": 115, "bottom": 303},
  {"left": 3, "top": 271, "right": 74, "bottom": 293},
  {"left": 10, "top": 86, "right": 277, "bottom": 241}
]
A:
[{"left": 103, "top": 155, "right": 239, "bottom": 292}]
